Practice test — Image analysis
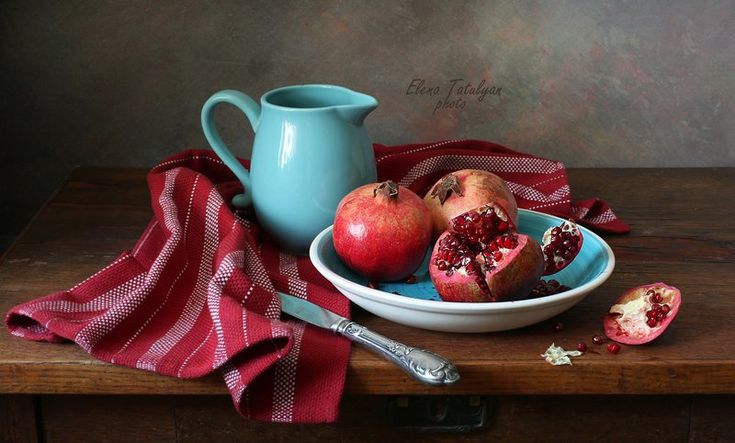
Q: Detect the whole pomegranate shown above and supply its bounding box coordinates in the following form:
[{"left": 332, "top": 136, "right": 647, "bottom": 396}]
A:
[
  {"left": 429, "top": 202, "right": 544, "bottom": 302},
  {"left": 424, "top": 169, "right": 518, "bottom": 238},
  {"left": 333, "top": 181, "right": 432, "bottom": 282},
  {"left": 604, "top": 282, "right": 681, "bottom": 345}
]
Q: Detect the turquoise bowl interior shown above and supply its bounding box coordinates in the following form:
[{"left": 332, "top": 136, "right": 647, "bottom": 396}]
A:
[{"left": 318, "top": 209, "right": 612, "bottom": 303}]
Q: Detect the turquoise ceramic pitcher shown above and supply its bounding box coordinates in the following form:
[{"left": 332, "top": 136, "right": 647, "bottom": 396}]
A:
[{"left": 201, "top": 84, "right": 378, "bottom": 254}]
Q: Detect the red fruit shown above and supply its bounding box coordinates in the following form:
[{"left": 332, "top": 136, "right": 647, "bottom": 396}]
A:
[
  {"left": 577, "top": 342, "right": 587, "bottom": 353},
  {"left": 607, "top": 343, "right": 621, "bottom": 354},
  {"left": 603, "top": 282, "right": 682, "bottom": 345},
  {"left": 333, "top": 181, "right": 432, "bottom": 281},
  {"left": 541, "top": 220, "right": 584, "bottom": 275},
  {"left": 592, "top": 334, "right": 605, "bottom": 345},
  {"left": 428, "top": 203, "right": 543, "bottom": 302},
  {"left": 423, "top": 169, "right": 519, "bottom": 238}
]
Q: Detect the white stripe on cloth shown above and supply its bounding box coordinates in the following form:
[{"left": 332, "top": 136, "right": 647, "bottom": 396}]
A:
[
  {"left": 279, "top": 253, "right": 307, "bottom": 298},
  {"left": 506, "top": 182, "right": 570, "bottom": 204},
  {"left": 211, "top": 250, "right": 246, "bottom": 368},
  {"left": 586, "top": 208, "right": 616, "bottom": 225},
  {"left": 177, "top": 327, "right": 213, "bottom": 377},
  {"left": 135, "top": 187, "right": 222, "bottom": 371},
  {"left": 241, "top": 242, "right": 280, "bottom": 320},
  {"left": 68, "top": 254, "right": 136, "bottom": 292},
  {"left": 75, "top": 168, "right": 182, "bottom": 353},
  {"left": 271, "top": 320, "right": 306, "bottom": 423},
  {"left": 21, "top": 273, "right": 145, "bottom": 319},
  {"left": 111, "top": 176, "right": 202, "bottom": 362},
  {"left": 397, "top": 155, "right": 565, "bottom": 188},
  {"left": 376, "top": 139, "right": 461, "bottom": 165}
]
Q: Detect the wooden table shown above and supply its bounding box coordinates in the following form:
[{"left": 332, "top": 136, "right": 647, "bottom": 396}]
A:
[{"left": 1, "top": 168, "right": 734, "bottom": 442}]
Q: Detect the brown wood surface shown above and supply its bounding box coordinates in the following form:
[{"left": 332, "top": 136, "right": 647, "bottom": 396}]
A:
[
  {"left": 0, "top": 168, "right": 734, "bottom": 396},
  {"left": 34, "top": 394, "right": 735, "bottom": 442},
  {"left": 0, "top": 395, "right": 37, "bottom": 443}
]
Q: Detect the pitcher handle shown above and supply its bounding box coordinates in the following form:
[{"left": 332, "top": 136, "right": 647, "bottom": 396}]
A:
[{"left": 201, "top": 90, "right": 261, "bottom": 207}]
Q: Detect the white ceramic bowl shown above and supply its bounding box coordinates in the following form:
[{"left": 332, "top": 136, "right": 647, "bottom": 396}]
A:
[{"left": 309, "top": 209, "right": 615, "bottom": 333}]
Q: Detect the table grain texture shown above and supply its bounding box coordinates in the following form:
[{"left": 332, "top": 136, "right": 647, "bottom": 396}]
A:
[{"left": 1, "top": 168, "right": 734, "bottom": 396}]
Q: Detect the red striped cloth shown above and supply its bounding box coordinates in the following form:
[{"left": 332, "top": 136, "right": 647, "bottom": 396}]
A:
[
  {"left": 5, "top": 141, "right": 629, "bottom": 424},
  {"left": 375, "top": 139, "right": 630, "bottom": 233},
  {"left": 6, "top": 151, "right": 350, "bottom": 423}
]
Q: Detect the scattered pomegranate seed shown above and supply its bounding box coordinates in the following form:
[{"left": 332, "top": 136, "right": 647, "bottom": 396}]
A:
[
  {"left": 528, "top": 279, "right": 571, "bottom": 298},
  {"left": 592, "top": 334, "right": 605, "bottom": 345},
  {"left": 607, "top": 343, "right": 621, "bottom": 354},
  {"left": 577, "top": 342, "right": 587, "bottom": 353},
  {"left": 367, "top": 281, "right": 380, "bottom": 289},
  {"left": 553, "top": 321, "right": 564, "bottom": 332},
  {"left": 405, "top": 275, "right": 417, "bottom": 284}
]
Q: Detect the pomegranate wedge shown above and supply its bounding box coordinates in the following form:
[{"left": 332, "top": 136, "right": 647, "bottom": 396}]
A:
[{"left": 604, "top": 282, "right": 682, "bottom": 345}]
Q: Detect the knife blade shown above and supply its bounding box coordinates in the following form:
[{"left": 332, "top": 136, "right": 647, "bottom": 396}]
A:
[{"left": 277, "top": 291, "right": 460, "bottom": 386}]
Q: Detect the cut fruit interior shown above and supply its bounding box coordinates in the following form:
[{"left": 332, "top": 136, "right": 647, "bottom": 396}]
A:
[{"left": 604, "top": 282, "right": 681, "bottom": 345}]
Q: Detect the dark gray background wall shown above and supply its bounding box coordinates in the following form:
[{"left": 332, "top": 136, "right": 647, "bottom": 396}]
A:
[{"left": 1, "top": 1, "right": 734, "bottom": 247}]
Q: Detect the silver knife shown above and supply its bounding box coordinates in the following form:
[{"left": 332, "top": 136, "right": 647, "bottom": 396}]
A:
[{"left": 277, "top": 291, "right": 460, "bottom": 386}]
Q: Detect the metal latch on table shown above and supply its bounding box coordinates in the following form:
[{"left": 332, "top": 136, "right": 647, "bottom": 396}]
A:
[{"left": 386, "top": 396, "right": 488, "bottom": 432}]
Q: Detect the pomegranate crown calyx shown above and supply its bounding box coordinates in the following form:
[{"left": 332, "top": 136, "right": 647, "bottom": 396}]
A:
[
  {"left": 373, "top": 180, "right": 399, "bottom": 198},
  {"left": 430, "top": 174, "right": 463, "bottom": 205}
]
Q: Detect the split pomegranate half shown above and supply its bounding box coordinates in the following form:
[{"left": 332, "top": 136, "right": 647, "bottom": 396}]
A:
[{"left": 429, "top": 203, "right": 544, "bottom": 302}]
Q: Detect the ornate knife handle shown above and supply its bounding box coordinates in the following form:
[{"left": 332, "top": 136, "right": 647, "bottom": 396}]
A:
[{"left": 333, "top": 320, "right": 460, "bottom": 386}]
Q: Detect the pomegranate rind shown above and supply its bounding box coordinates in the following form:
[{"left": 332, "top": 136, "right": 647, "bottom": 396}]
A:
[
  {"left": 333, "top": 182, "right": 432, "bottom": 282},
  {"left": 603, "top": 282, "right": 681, "bottom": 345},
  {"left": 424, "top": 169, "right": 519, "bottom": 238},
  {"left": 483, "top": 235, "right": 544, "bottom": 301}
]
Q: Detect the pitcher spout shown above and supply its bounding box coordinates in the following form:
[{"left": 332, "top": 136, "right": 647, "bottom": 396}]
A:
[{"left": 335, "top": 92, "right": 378, "bottom": 126}]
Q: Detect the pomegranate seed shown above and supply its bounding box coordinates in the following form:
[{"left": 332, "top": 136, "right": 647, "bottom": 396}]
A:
[
  {"left": 405, "top": 275, "right": 417, "bottom": 284},
  {"left": 647, "top": 317, "right": 657, "bottom": 327},
  {"left": 592, "top": 334, "right": 605, "bottom": 345},
  {"left": 496, "top": 221, "right": 508, "bottom": 232},
  {"left": 607, "top": 343, "right": 621, "bottom": 354},
  {"left": 368, "top": 281, "right": 379, "bottom": 289},
  {"left": 577, "top": 342, "right": 587, "bottom": 352},
  {"left": 553, "top": 321, "right": 564, "bottom": 332},
  {"left": 652, "top": 292, "right": 663, "bottom": 303},
  {"left": 661, "top": 304, "right": 670, "bottom": 314},
  {"left": 503, "top": 236, "right": 514, "bottom": 249}
]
